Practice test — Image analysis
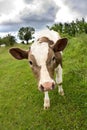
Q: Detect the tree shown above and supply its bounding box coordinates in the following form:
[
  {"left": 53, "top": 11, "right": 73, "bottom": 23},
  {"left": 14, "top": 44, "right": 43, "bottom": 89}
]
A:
[
  {"left": 84, "top": 23, "right": 87, "bottom": 33},
  {"left": 18, "top": 27, "right": 35, "bottom": 44},
  {"left": 50, "top": 23, "right": 63, "bottom": 33},
  {"left": 0, "top": 37, "right": 2, "bottom": 45},
  {"left": 0, "top": 34, "right": 16, "bottom": 46}
]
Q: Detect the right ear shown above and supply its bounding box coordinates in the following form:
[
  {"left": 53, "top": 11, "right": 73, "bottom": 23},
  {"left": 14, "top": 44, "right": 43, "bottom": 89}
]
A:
[
  {"left": 9, "top": 48, "right": 28, "bottom": 60},
  {"left": 53, "top": 38, "right": 68, "bottom": 52}
]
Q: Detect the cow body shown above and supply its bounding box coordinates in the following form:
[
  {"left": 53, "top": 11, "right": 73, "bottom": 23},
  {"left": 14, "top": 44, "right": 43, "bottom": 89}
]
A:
[{"left": 9, "top": 29, "right": 68, "bottom": 109}]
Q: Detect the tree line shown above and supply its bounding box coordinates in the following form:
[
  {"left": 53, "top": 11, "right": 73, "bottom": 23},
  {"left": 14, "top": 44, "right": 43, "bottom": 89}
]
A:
[
  {"left": 49, "top": 18, "right": 87, "bottom": 37},
  {"left": 0, "top": 27, "right": 35, "bottom": 46},
  {"left": 0, "top": 18, "right": 87, "bottom": 46}
]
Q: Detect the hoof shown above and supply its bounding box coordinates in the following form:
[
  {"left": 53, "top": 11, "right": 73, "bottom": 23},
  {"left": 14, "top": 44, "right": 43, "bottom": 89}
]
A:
[
  {"left": 44, "top": 99, "right": 50, "bottom": 110},
  {"left": 59, "top": 91, "right": 64, "bottom": 96},
  {"left": 44, "top": 105, "right": 50, "bottom": 110},
  {"left": 58, "top": 88, "right": 64, "bottom": 96}
]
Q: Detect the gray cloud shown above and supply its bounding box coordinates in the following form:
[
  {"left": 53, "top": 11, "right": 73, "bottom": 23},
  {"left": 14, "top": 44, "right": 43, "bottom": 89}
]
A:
[
  {"left": 24, "top": 0, "right": 34, "bottom": 4},
  {"left": 64, "top": 0, "right": 87, "bottom": 17},
  {"left": 20, "top": 2, "right": 58, "bottom": 23},
  {"left": 0, "top": 0, "right": 59, "bottom": 32}
]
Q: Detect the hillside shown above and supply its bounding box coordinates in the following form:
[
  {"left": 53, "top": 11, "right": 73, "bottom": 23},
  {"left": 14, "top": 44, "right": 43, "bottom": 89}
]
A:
[{"left": 0, "top": 34, "right": 87, "bottom": 130}]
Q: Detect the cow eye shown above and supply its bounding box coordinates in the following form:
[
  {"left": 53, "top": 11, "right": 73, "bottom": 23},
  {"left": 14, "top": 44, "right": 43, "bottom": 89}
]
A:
[
  {"left": 52, "top": 56, "right": 56, "bottom": 61},
  {"left": 29, "top": 61, "right": 33, "bottom": 65}
]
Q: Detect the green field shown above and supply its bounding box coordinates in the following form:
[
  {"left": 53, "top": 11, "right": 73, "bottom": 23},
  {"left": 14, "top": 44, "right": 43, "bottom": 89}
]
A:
[{"left": 0, "top": 34, "right": 87, "bottom": 130}]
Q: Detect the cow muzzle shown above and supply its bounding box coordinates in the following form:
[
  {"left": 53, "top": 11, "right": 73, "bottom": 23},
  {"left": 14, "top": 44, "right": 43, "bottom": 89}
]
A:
[{"left": 39, "top": 82, "right": 55, "bottom": 92}]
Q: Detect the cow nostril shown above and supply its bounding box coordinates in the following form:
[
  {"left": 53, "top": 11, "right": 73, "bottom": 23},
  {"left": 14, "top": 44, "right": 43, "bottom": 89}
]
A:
[
  {"left": 52, "top": 83, "right": 55, "bottom": 90},
  {"left": 40, "top": 85, "right": 44, "bottom": 91}
]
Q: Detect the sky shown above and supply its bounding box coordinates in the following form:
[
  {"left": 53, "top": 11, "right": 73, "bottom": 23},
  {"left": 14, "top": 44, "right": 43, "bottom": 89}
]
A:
[{"left": 0, "top": 0, "right": 87, "bottom": 38}]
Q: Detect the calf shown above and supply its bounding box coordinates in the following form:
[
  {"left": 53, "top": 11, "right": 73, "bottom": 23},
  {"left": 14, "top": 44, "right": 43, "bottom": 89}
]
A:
[{"left": 9, "top": 29, "right": 68, "bottom": 109}]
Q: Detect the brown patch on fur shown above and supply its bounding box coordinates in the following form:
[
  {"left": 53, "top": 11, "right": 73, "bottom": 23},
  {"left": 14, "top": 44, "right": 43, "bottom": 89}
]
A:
[
  {"left": 55, "top": 52, "right": 62, "bottom": 67},
  {"left": 29, "top": 54, "right": 41, "bottom": 81},
  {"left": 37, "top": 37, "right": 54, "bottom": 45},
  {"left": 46, "top": 48, "right": 57, "bottom": 78},
  {"left": 46, "top": 48, "right": 62, "bottom": 78}
]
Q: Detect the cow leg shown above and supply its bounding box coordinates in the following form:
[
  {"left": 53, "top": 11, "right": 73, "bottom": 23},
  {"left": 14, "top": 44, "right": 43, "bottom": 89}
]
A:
[
  {"left": 55, "top": 64, "right": 64, "bottom": 96},
  {"left": 44, "top": 91, "right": 50, "bottom": 109}
]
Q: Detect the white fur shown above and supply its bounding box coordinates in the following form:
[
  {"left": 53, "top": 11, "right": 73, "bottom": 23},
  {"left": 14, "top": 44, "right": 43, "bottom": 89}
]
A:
[
  {"left": 35, "top": 29, "right": 61, "bottom": 43},
  {"left": 31, "top": 42, "right": 49, "bottom": 66},
  {"left": 55, "top": 64, "right": 62, "bottom": 84},
  {"left": 44, "top": 92, "right": 50, "bottom": 109},
  {"left": 40, "top": 64, "right": 54, "bottom": 86},
  {"left": 55, "top": 64, "right": 64, "bottom": 95}
]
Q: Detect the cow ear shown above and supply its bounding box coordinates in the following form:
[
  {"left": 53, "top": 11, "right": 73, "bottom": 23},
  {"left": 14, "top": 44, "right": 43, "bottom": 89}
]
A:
[
  {"left": 53, "top": 38, "right": 68, "bottom": 52},
  {"left": 9, "top": 48, "right": 28, "bottom": 60}
]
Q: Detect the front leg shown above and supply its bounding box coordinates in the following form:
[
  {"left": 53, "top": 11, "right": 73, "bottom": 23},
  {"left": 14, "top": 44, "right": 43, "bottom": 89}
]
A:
[
  {"left": 55, "top": 64, "right": 64, "bottom": 96},
  {"left": 44, "top": 92, "right": 50, "bottom": 109},
  {"left": 58, "top": 83, "right": 64, "bottom": 96}
]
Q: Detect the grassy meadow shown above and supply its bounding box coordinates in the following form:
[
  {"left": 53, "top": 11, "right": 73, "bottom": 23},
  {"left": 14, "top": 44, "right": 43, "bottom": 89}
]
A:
[{"left": 0, "top": 34, "right": 87, "bottom": 130}]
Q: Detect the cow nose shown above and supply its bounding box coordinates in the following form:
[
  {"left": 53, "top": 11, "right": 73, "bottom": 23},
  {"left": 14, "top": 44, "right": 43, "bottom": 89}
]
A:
[{"left": 40, "top": 82, "right": 55, "bottom": 92}]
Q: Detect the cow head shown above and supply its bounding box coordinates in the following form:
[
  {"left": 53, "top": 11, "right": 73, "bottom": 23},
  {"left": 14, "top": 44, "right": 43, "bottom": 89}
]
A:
[{"left": 9, "top": 38, "right": 67, "bottom": 92}]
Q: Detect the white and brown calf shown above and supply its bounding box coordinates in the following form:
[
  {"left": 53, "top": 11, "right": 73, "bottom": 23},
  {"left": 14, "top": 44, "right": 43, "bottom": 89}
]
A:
[{"left": 9, "top": 29, "right": 68, "bottom": 109}]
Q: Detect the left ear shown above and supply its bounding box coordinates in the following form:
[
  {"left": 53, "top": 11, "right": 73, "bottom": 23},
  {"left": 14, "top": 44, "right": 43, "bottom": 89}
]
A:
[
  {"left": 53, "top": 38, "right": 68, "bottom": 52},
  {"left": 9, "top": 48, "right": 29, "bottom": 60}
]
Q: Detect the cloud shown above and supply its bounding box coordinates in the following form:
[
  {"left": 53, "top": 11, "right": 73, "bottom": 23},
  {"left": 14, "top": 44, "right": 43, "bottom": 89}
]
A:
[
  {"left": 0, "top": 0, "right": 59, "bottom": 33},
  {"left": 64, "top": 0, "right": 87, "bottom": 19},
  {"left": 20, "top": 0, "right": 58, "bottom": 28},
  {"left": 63, "top": 0, "right": 87, "bottom": 18},
  {"left": 54, "top": 0, "right": 87, "bottom": 23},
  {"left": 0, "top": 0, "right": 15, "bottom": 15},
  {"left": 0, "top": 0, "right": 24, "bottom": 25},
  {"left": 0, "top": 0, "right": 87, "bottom": 37}
]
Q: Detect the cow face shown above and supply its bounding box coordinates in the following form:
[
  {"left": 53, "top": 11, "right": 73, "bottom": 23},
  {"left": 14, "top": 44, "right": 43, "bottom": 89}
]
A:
[
  {"left": 9, "top": 38, "right": 67, "bottom": 92},
  {"left": 29, "top": 42, "right": 56, "bottom": 91}
]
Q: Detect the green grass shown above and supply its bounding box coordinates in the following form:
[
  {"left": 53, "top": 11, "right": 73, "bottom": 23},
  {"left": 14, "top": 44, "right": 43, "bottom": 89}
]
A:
[{"left": 0, "top": 35, "right": 87, "bottom": 130}]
